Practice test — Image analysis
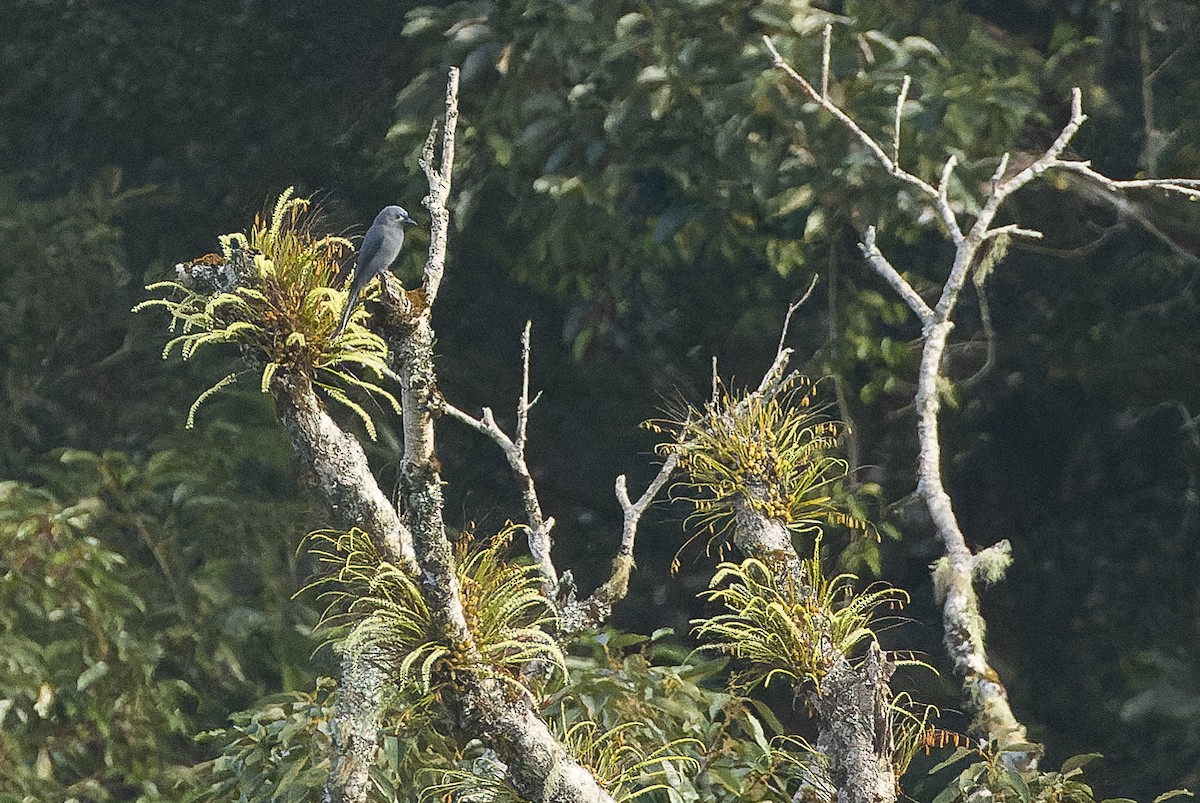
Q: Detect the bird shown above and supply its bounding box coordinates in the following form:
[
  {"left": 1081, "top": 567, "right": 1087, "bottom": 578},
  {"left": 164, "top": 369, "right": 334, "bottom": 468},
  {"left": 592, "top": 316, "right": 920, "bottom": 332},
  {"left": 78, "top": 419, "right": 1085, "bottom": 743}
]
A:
[{"left": 333, "top": 205, "right": 418, "bottom": 337}]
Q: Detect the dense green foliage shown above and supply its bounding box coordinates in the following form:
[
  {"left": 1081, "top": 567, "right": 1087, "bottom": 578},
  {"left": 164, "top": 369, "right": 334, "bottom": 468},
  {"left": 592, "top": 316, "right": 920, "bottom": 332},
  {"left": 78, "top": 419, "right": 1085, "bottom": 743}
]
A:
[{"left": 2, "top": 0, "right": 1199, "bottom": 799}]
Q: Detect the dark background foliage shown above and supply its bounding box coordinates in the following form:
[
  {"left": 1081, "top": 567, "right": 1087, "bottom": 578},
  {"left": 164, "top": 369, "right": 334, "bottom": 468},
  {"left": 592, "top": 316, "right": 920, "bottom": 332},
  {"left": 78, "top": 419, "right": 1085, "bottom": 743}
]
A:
[{"left": 1, "top": 0, "right": 1198, "bottom": 798}]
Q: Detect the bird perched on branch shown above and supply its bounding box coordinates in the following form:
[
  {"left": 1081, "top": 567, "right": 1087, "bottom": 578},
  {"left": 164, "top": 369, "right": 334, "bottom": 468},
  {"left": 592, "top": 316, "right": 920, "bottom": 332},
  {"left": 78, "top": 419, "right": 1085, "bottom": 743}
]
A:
[{"left": 333, "top": 205, "right": 418, "bottom": 337}]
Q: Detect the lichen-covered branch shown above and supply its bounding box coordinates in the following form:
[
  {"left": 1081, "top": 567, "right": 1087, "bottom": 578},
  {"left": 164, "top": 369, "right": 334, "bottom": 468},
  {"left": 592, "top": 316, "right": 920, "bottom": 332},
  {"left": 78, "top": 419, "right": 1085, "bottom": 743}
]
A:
[
  {"left": 267, "top": 369, "right": 418, "bottom": 803},
  {"left": 559, "top": 454, "right": 678, "bottom": 632},
  {"left": 271, "top": 370, "right": 416, "bottom": 572},
  {"left": 322, "top": 647, "right": 385, "bottom": 803},
  {"left": 762, "top": 36, "right": 962, "bottom": 244},
  {"left": 731, "top": 495, "right": 896, "bottom": 803},
  {"left": 419, "top": 66, "right": 459, "bottom": 304},
  {"left": 441, "top": 315, "right": 678, "bottom": 625},
  {"left": 681, "top": 339, "right": 897, "bottom": 803},
  {"left": 373, "top": 68, "right": 617, "bottom": 803}
]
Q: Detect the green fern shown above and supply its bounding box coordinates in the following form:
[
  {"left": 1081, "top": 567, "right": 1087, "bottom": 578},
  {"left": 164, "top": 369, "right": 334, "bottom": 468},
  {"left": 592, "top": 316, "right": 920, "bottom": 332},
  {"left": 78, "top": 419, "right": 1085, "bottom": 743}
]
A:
[
  {"left": 692, "top": 540, "right": 908, "bottom": 693},
  {"left": 304, "top": 525, "right": 565, "bottom": 695},
  {"left": 418, "top": 719, "right": 700, "bottom": 803},
  {"left": 134, "top": 188, "right": 396, "bottom": 435}
]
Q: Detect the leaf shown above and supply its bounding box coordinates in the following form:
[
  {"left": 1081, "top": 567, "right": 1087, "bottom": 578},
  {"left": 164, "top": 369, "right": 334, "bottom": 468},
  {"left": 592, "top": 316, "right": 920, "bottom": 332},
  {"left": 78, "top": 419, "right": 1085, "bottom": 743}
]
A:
[
  {"left": 767, "top": 186, "right": 813, "bottom": 219},
  {"left": 77, "top": 659, "right": 109, "bottom": 691},
  {"left": 1154, "top": 792, "right": 1196, "bottom": 803},
  {"left": 932, "top": 778, "right": 964, "bottom": 803},
  {"left": 747, "top": 698, "right": 785, "bottom": 736},
  {"left": 1004, "top": 765, "right": 1031, "bottom": 802},
  {"left": 260, "top": 361, "right": 279, "bottom": 393},
  {"left": 929, "top": 746, "right": 978, "bottom": 774},
  {"left": 1059, "top": 752, "right": 1102, "bottom": 775}
]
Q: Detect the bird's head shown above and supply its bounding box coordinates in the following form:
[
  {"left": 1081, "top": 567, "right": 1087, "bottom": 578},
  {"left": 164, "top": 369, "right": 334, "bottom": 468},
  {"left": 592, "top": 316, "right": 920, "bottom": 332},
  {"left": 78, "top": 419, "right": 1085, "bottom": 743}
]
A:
[{"left": 376, "top": 205, "right": 418, "bottom": 228}]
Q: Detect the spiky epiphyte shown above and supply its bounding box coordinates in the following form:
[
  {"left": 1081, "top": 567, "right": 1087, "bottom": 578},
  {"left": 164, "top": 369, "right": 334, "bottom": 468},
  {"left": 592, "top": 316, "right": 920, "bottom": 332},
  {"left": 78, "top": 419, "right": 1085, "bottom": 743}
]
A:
[
  {"left": 134, "top": 188, "right": 399, "bottom": 437},
  {"left": 889, "top": 693, "right": 941, "bottom": 779},
  {"left": 304, "top": 525, "right": 565, "bottom": 695},
  {"left": 649, "top": 376, "right": 870, "bottom": 555},
  {"left": 692, "top": 541, "right": 908, "bottom": 693},
  {"left": 419, "top": 720, "right": 700, "bottom": 803}
]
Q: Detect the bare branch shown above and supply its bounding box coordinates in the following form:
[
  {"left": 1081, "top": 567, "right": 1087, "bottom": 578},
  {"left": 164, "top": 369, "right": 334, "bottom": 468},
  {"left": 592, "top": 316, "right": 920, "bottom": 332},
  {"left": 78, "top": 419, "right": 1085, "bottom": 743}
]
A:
[
  {"left": 937, "top": 155, "right": 958, "bottom": 233},
  {"left": 560, "top": 454, "right": 678, "bottom": 632},
  {"left": 385, "top": 68, "right": 616, "bottom": 803},
  {"left": 271, "top": 372, "right": 417, "bottom": 573},
  {"left": 438, "top": 321, "right": 558, "bottom": 590},
  {"left": 516, "top": 321, "right": 535, "bottom": 452},
  {"left": 763, "top": 36, "right": 964, "bottom": 243},
  {"left": 959, "top": 281, "right": 997, "bottom": 391},
  {"left": 1055, "top": 160, "right": 1200, "bottom": 199},
  {"left": 983, "top": 224, "right": 1043, "bottom": 241},
  {"left": 764, "top": 37, "right": 900, "bottom": 177},
  {"left": 859, "top": 227, "right": 934, "bottom": 325},
  {"left": 990, "top": 89, "right": 1086, "bottom": 203},
  {"left": 615, "top": 454, "right": 678, "bottom": 558},
  {"left": 820, "top": 22, "right": 832, "bottom": 99},
  {"left": 777, "top": 273, "right": 820, "bottom": 357},
  {"left": 419, "top": 67, "right": 459, "bottom": 304},
  {"left": 754, "top": 347, "right": 797, "bottom": 398},
  {"left": 990, "top": 153, "right": 1010, "bottom": 188},
  {"left": 893, "top": 74, "right": 911, "bottom": 165}
]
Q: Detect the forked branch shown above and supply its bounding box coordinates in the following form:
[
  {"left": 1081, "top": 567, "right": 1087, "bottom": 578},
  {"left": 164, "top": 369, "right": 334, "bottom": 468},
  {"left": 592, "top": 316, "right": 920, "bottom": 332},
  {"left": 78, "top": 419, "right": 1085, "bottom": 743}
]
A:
[
  {"left": 762, "top": 33, "right": 1200, "bottom": 757},
  {"left": 441, "top": 321, "right": 558, "bottom": 591}
]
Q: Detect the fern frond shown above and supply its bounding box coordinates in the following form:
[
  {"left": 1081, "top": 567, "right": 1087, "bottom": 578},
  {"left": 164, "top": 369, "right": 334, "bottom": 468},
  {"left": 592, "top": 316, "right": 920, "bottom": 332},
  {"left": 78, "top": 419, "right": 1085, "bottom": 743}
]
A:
[
  {"left": 694, "top": 540, "right": 907, "bottom": 691},
  {"left": 317, "top": 383, "right": 378, "bottom": 441},
  {"left": 186, "top": 372, "right": 241, "bottom": 429},
  {"left": 304, "top": 525, "right": 564, "bottom": 698},
  {"left": 260, "top": 361, "right": 280, "bottom": 393},
  {"left": 138, "top": 188, "right": 395, "bottom": 435}
]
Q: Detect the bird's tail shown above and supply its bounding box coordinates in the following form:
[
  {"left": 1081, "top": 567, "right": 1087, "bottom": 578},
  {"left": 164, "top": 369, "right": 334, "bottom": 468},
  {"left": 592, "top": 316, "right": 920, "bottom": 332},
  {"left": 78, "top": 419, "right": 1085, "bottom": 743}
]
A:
[{"left": 332, "top": 286, "right": 361, "bottom": 339}]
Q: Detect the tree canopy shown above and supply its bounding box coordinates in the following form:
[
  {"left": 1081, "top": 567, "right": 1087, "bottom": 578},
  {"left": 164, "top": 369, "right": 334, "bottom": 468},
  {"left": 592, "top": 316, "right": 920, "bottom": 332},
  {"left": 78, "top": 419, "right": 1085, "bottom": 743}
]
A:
[{"left": 2, "top": 0, "right": 1199, "bottom": 800}]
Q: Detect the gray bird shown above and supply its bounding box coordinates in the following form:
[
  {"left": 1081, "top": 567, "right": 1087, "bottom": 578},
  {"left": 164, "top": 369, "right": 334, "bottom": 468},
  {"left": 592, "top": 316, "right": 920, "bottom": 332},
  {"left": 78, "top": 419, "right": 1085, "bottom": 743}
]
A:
[{"left": 334, "top": 205, "right": 418, "bottom": 336}]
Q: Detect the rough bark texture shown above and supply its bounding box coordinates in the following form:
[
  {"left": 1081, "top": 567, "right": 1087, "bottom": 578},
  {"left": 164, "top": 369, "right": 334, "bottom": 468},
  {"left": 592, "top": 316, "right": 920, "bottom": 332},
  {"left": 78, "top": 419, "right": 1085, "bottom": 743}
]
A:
[
  {"left": 732, "top": 499, "right": 898, "bottom": 803},
  {"left": 377, "top": 258, "right": 616, "bottom": 803},
  {"left": 914, "top": 320, "right": 1027, "bottom": 750},
  {"left": 815, "top": 649, "right": 897, "bottom": 803},
  {"left": 270, "top": 371, "right": 416, "bottom": 803},
  {"left": 385, "top": 311, "right": 476, "bottom": 649},
  {"left": 357, "top": 67, "right": 616, "bottom": 803},
  {"left": 458, "top": 680, "right": 614, "bottom": 803},
  {"left": 322, "top": 648, "right": 385, "bottom": 803},
  {"left": 761, "top": 36, "right": 1047, "bottom": 754},
  {"left": 271, "top": 371, "right": 416, "bottom": 572}
]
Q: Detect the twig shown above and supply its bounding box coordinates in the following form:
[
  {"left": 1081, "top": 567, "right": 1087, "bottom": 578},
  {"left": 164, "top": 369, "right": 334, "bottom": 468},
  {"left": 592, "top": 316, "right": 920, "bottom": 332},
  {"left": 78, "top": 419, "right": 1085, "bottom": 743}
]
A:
[
  {"left": 615, "top": 455, "right": 678, "bottom": 559},
  {"left": 1055, "top": 161, "right": 1200, "bottom": 199},
  {"left": 441, "top": 322, "right": 558, "bottom": 591},
  {"left": 419, "top": 67, "right": 459, "bottom": 304},
  {"left": 960, "top": 280, "right": 997, "bottom": 391},
  {"left": 893, "top": 75, "right": 910, "bottom": 166},
  {"left": 821, "top": 23, "right": 832, "bottom": 99},
  {"left": 560, "top": 454, "right": 678, "bottom": 632},
  {"left": 763, "top": 35, "right": 963, "bottom": 243},
  {"left": 859, "top": 227, "right": 934, "bottom": 326},
  {"left": 386, "top": 68, "right": 618, "bottom": 803},
  {"left": 983, "top": 224, "right": 1043, "bottom": 241},
  {"left": 777, "top": 273, "right": 820, "bottom": 357}
]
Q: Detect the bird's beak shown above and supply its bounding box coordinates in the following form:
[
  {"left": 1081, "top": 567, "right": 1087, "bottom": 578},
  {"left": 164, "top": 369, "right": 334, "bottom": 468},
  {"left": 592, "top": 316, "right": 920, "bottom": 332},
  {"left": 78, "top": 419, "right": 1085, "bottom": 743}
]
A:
[{"left": 401, "top": 211, "right": 418, "bottom": 226}]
